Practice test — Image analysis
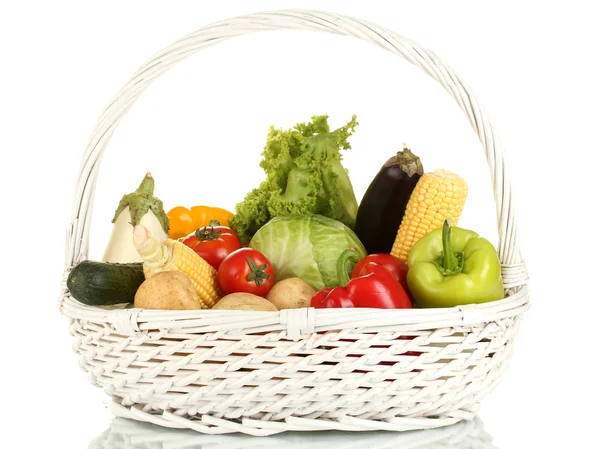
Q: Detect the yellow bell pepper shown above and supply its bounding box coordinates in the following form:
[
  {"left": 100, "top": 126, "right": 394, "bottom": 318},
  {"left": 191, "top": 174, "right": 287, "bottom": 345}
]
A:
[{"left": 167, "top": 206, "right": 233, "bottom": 240}]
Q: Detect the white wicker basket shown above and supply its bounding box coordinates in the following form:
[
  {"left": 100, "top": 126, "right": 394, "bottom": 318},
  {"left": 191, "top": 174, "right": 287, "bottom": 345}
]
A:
[
  {"left": 90, "top": 415, "right": 495, "bottom": 448},
  {"left": 60, "top": 9, "right": 530, "bottom": 436}
]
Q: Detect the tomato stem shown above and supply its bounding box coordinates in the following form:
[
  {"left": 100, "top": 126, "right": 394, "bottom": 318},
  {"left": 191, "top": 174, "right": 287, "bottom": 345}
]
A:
[
  {"left": 195, "top": 221, "right": 223, "bottom": 241},
  {"left": 245, "top": 256, "right": 271, "bottom": 287}
]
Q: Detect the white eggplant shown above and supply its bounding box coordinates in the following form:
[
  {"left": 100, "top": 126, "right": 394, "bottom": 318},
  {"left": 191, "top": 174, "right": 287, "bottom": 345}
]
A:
[{"left": 102, "top": 173, "right": 169, "bottom": 263}]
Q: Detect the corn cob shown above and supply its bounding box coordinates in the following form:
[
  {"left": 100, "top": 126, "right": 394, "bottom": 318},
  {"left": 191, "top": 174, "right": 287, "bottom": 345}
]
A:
[
  {"left": 391, "top": 169, "right": 467, "bottom": 261},
  {"left": 133, "top": 225, "right": 221, "bottom": 308}
]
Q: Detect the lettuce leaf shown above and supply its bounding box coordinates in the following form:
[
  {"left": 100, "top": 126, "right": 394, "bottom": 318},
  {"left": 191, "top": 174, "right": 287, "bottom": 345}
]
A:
[{"left": 231, "top": 115, "right": 359, "bottom": 243}]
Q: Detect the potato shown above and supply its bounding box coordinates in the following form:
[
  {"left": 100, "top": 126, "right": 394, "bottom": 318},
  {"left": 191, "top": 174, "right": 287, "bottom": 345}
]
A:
[
  {"left": 266, "top": 277, "right": 315, "bottom": 309},
  {"left": 134, "top": 271, "right": 201, "bottom": 310},
  {"left": 212, "top": 293, "right": 278, "bottom": 311}
]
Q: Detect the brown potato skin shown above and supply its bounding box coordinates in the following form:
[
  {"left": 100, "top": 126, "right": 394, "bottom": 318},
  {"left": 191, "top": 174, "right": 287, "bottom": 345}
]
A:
[
  {"left": 266, "top": 278, "right": 315, "bottom": 310},
  {"left": 134, "top": 271, "right": 201, "bottom": 310},
  {"left": 212, "top": 293, "right": 278, "bottom": 311}
]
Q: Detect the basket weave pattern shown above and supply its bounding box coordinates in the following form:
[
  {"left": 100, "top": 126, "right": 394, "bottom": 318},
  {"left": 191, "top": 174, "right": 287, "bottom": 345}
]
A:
[
  {"left": 91, "top": 415, "right": 495, "bottom": 448},
  {"left": 60, "top": 10, "right": 530, "bottom": 436}
]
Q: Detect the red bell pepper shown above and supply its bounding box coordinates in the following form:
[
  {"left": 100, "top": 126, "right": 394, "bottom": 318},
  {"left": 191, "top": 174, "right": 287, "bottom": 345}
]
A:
[
  {"left": 351, "top": 253, "right": 410, "bottom": 295},
  {"left": 311, "top": 287, "right": 334, "bottom": 306},
  {"left": 311, "top": 249, "right": 412, "bottom": 309}
]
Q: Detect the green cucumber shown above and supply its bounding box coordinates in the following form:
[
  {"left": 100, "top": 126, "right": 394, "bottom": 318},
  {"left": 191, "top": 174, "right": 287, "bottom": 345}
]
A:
[{"left": 66, "top": 261, "right": 145, "bottom": 306}]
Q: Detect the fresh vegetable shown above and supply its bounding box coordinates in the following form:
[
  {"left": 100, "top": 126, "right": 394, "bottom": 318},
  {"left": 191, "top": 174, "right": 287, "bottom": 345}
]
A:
[
  {"left": 355, "top": 145, "right": 423, "bottom": 254},
  {"left": 182, "top": 220, "right": 242, "bottom": 270},
  {"left": 212, "top": 293, "right": 278, "bottom": 311},
  {"left": 103, "top": 173, "right": 169, "bottom": 263},
  {"left": 134, "top": 225, "right": 221, "bottom": 308},
  {"left": 167, "top": 206, "right": 234, "bottom": 240},
  {"left": 249, "top": 214, "right": 367, "bottom": 291},
  {"left": 67, "top": 261, "right": 145, "bottom": 306},
  {"left": 351, "top": 253, "right": 409, "bottom": 294},
  {"left": 407, "top": 219, "right": 503, "bottom": 308},
  {"left": 391, "top": 169, "right": 467, "bottom": 261},
  {"left": 266, "top": 278, "right": 315, "bottom": 310},
  {"left": 230, "top": 115, "right": 359, "bottom": 244},
  {"left": 134, "top": 271, "right": 201, "bottom": 310},
  {"left": 217, "top": 248, "right": 275, "bottom": 296},
  {"left": 311, "top": 249, "right": 412, "bottom": 309}
]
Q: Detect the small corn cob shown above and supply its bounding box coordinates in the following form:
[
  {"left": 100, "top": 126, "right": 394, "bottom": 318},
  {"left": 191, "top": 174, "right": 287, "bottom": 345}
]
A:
[
  {"left": 133, "top": 225, "right": 221, "bottom": 308},
  {"left": 391, "top": 169, "right": 467, "bottom": 261}
]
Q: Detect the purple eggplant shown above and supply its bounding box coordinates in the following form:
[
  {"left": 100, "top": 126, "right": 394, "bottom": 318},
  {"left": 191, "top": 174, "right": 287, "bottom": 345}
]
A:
[{"left": 355, "top": 145, "right": 423, "bottom": 254}]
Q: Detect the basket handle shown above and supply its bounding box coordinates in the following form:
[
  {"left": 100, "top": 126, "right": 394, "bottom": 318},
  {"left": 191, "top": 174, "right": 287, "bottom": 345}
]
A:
[{"left": 66, "top": 9, "right": 523, "bottom": 273}]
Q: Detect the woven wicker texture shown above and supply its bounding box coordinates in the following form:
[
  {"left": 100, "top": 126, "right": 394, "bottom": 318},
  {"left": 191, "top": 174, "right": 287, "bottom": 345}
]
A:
[
  {"left": 60, "top": 9, "right": 530, "bottom": 435},
  {"left": 89, "top": 415, "right": 496, "bottom": 448}
]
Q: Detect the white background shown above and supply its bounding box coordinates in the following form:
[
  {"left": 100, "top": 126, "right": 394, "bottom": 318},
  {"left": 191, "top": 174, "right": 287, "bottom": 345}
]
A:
[{"left": 1, "top": 1, "right": 598, "bottom": 447}]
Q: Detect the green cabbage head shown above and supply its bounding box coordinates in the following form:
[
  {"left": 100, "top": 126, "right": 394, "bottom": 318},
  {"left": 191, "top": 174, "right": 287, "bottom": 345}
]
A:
[{"left": 249, "top": 214, "right": 367, "bottom": 291}]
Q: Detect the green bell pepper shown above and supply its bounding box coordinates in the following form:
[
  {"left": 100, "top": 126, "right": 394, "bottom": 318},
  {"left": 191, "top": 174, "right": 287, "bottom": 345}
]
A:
[{"left": 407, "top": 219, "right": 504, "bottom": 308}]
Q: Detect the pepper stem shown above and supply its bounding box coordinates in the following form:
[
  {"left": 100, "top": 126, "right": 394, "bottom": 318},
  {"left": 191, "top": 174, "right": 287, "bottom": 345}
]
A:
[
  {"left": 436, "top": 219, "right": 464, "bottom": 276},
  {"left": 336, "top": 248, "right": 361, "bottom": 287},
  {"left": 442, "top": 219, "right": 458, "bottom": 271}
]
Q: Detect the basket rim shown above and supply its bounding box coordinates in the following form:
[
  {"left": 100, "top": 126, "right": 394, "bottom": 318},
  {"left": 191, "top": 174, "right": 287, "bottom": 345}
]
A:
[{"left": 59, "top": 281, "right": 529, "bottom": 336}]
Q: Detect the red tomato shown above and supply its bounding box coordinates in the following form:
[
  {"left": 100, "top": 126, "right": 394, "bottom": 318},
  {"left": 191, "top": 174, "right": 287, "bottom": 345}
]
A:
[
  {"left": 182, "top": 220, "right": 242, "bottom": 270},
  {"left": 217, "top": 248, "right": 275, "bottom": 296},
  {"left": 351, "top": 253, "right": 410, "bottom": 295}
]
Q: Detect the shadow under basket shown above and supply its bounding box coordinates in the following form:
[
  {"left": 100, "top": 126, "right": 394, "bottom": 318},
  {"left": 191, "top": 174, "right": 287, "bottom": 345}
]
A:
[{"left": 59, "top": 9, "right": 530, "bottom": 436}]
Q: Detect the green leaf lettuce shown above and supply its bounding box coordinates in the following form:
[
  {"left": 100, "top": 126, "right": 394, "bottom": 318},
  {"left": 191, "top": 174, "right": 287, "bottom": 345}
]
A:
[{"left": 231, "top": 115, "right": 359, "bottom": 243}]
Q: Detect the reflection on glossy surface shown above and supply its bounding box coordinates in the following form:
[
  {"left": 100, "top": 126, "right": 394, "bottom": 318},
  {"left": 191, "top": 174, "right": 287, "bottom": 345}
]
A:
[{"left": 89, "top": 416, "right": 496, "bottom": 449}]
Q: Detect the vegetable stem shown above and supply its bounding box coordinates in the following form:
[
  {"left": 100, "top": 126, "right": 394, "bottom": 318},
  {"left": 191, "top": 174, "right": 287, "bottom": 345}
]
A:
[
  {"left": 436, "top": 219, "right": 464, "bottom": 276},
  {"left": 195, "top": 221, "right": 223, "bottom": 241},
  {"left": 245, "top": 256, "right": 271, "bottom": 287},
  {"left": 336, "top": 248, "right": 361, "bottom": 287},
  {"left": 137, "top": 172, "right": 155, "bottom": 196},
  {"left": 384, "top": 144, "right": 424, "bottom": 177},
  {"left": 111, "top": 172, "right": 170, "bottom": 233}
]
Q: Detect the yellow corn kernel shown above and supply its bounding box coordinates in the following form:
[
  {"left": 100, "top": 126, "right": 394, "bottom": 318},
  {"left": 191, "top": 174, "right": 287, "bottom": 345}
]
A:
[
  {"left": 391, "top": 169, "right": 467, "bottom": 261},
  {"left": 134, "top": 225, "right": 221, "bottom": 308}
]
